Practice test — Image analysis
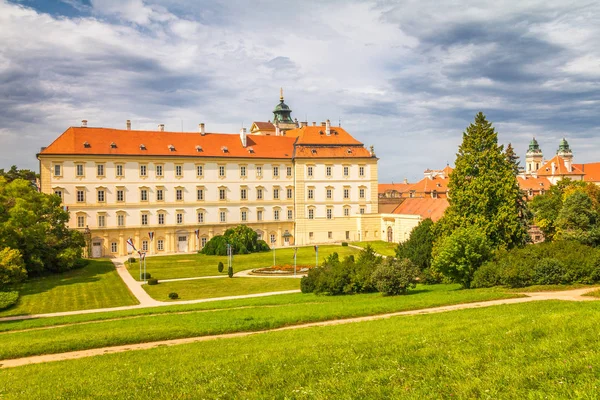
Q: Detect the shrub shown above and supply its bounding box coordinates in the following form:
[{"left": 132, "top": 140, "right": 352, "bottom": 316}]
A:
[
  {"left": 0, "top": 291, "right": 19, "bottom": 310},
  {"left": 218, "top": 262, "right": 224, "bottom": 273},
  {"left": 372, "top": 258, "right": 419, "bottom": 295},
  {"left": 0, "top": 248, "right": 27, "bottom": 289},
  {"left": 534, "top": 258, "right": 566, "bottom": 285},
  {"left": 140, "top": 272, "right": 151, "bottom": 280},
  {"left": 128, "top": 257, "right": 136, "bottom": 263},
  {"left": 341, "top": 242, "right": 349, "bottom": 247},
  {"left": 396, "top": 218, "right": 435, "bottom": 271},
  {"left": 201, "top": 225, "right": 270, "bottom": 256},
  {"left": 73, "top": 258, "right": 89, "bottom": 269},
  {"left": 228, "top": 266, "right": 233, "bottom": 278},
  {"left": 168, "top": 292, "right": 179, "bottom": 300},
  {"left": 147, "top": 278, "right": 159, "bottom": 285}
]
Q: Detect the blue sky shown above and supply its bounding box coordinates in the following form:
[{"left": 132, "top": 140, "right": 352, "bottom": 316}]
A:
[{"left": 1, "top": 0, "right": 599, "bottom": 182}]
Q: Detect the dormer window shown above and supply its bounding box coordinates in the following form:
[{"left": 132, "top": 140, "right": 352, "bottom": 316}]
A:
[
  {"left": 83, "top": 141, "right": 91, "bottom": 148},
  {"left": 311, "top": 149, "right": 317, "bottom": 155},
  {"left": 248, "top": 147, "right": 254, "bottom": 153},
  {"left": 168, "top": 144, "right": 175, "bottom": 152},
  {"left": 140, "top": 144, "right": 146, "bottom": 150},
  {"left": 346, "top": 149, "right": 352, "bottom": 154},
  {"left": 319, "top": 131, "right": 324, "bottom": 135},
  {"left": 110, "top": 142, "right": 117, "bottom": 149},
  {"left": 221, "top": 146, "right": 228, "bottom": 153},
  {"left": 195, "top": 145, "right": 203, "bottom": 152}
]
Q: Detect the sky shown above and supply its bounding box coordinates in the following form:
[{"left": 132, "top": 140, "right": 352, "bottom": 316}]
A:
[{"left": 1, "top": 0, "right": 599, "bottom": 182}]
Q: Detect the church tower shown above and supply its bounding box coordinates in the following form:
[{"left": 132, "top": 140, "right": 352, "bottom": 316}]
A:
[
  {"left": 272, "top": 88, "right": 297, "bottom": 134},
  {"left": 557, "top": 137, "right": 573, "bottom": 172},
  {"left": 525, "top": 137, "right": 543, "bottom": 173}
]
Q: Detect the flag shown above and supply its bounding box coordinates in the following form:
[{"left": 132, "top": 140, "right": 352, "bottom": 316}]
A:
[
  {"left": 127, "top": 237, "right": 137, "bottom": 252},
  {"left": 148, "top": 232, "right": 154, "bottom": 241},
  {"left": 138, "top": 251, "right": 146, "bottom": 260},
  {"left": 62, "top": 205, "right": 69, "bottom": 212},
  {"left": 314, "top": 245, "right": 318, "bottom": 252},
  {"left": 194, "top": 229, "right": 199, "bottom": 238}
]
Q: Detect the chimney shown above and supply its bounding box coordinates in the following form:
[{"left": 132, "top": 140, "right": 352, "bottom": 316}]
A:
[
  {"left": 551, "top": 162, "right": 556, "bottom": 175},
  {"left": 321, "top": 121, "right": 326, "bottom": 127},
  {"left": 312, "top": 122, "right": 316, "bottom": 126},
  {"left": 199, "top": 123, "right": 205, "bottom": 136},
  {"left": 158, "top": 124, "right": 164, "bottom": 132},
  {"left": 275, "top": 126, "right": 281, "bottom": 136},
  {"left": 240, "top": 127, "right": 247, "bottom": 148},
  {"left": 81, "top": 120, "right": 88, "bottom": 128},
  {"left": 300, "top": 121, "right": 307, "bottom": 127},
  {"left": 326, "top": 119, "right": 331, "bottom": 136},
  {"left": 126, "top": 120, "right": 131, "bottom": 130},
  {"left": 403, "top": 178, "right": 408, "bottom": 184}
]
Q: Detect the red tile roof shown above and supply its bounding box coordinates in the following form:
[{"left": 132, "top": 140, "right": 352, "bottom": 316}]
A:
[
  {"left": 294, "top": 146, "right": 372, "bottom": 159},
  {"left": 378, "top": 183, "right": 412, "bottom": 194},
  {"left": 536, "top": 155, "right": 584, "bottom": 176},
  {"left": 517, "top": 176, "right": 551, "bottom": 192},
  {"left": 573, "top": 162, "right": 600, "bottom": 183},
  {"left": 286, "top": 126, "right": 363, "bottom": 146},
  {"left": 391, "top": 198, "right": 449, "bottom": 221},
  {"left": 251, "top": 122, "right": 275, "bottom": 131}
]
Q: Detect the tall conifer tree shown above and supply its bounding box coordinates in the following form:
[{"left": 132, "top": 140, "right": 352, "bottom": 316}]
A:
[{"left": 439, "top": 112, "right": 528, "bottom": 249}]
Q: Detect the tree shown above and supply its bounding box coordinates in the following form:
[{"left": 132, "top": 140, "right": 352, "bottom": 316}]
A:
[
  {"left": 555, "top": 189, "right": 600, "bottom": 245},
  {"left": 371, "top": 258, "right": 419, "bottom": 295},
  {"left": 0, "top": 248, "right": 27, "bottom": 288},
  {"left": 432, "top": 226, "right": 492, "bottom": 288},
  {"left": 396, "top": 218, "right": 435, "bottom": 270},
  {"left": 438, "top": 112, "right": 529, "bottom": 249},
  {"left": 0, "top": 178, "right": 85, "bottom": 275},
  {"left": 0, "top": 165, "right": 38, "bottom": 184},
  {"left": 201, "top": 225, "right": 269, "bottom": 256}
]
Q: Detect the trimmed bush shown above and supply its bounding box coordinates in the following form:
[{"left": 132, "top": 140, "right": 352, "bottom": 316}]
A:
[
  {"left": 218, "top": 262, "right": 224, "bottom": 273},
  {"left": 228, "top": 266, "right": 233, "bottom": 278},
  {"left": 168, "top": 292, "right": 179, "bottom": 300},
  {"left": 140, "top": 272, "right": 151, "bottom": 280},
  {"left": 147, "top": 278, "right": 159, "bottom": 285},
  {"left": 201, "top": 225, "right": 270, "bottom": 256},
  {"left": 128, "top": 257, "right": 136, "bottom": 263},
  {"left": 0, "top": 291, "right": 19, "bottom": 310},
  {"left": 341, "top": 242, "right": 349, "bottom": 247},
  {"left": 372, "top": 258, "right": 419, "bottom": 296}
]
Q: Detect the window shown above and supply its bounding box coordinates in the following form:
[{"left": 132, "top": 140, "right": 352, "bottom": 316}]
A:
[
  {"left": 328, "top": 232, "right": 332, "bottom": 239},
  {"left": 77, "top": 215, "right": 85, "bottom": 228},
  {"left": 156, "top": 165, "right": 163, "bottom": 177},
  {"left": 326, "top": 166, "right": 332, "bottom": 176},
  {"left": 327, "top": 208, "right": 332, "bottom": 219},
  {"left": 118, "top": 214, "right": 125, "bottom": 226},
  {"left": 140, "top": 164, "right": 147, "bottom": 177},
  {"left": 257, "top": 188, "right": 263, "bottom": 200},
  {"left": 97, "top": 189, "right": 105, "bottom": 202},
  {"left": 156, "top": 189, "right": 164, "bottom": 201},
  {"left": 220, "top": 211, "right": 226, "bottom": 223},
  {"left": 176, "top": 189, "right": 183, "bottom": 201},
  {"left": 270, "top": 234, "right": 276, "bottom": 244},
  {"left": 346, "top": 231, "right": 350, "bottom": 240},
  {"left": 309, "top": 232, "right": 314, "bottom": 239},
  {"left": 360, "top": 207, "right": 365, "bottom": 214},
  {"left": 197, "top": 188, "right": 204, "bottom": 201},
  {"left": 287, "top": 209, "right": 293, "bottom": 220},
  {"left": 176, "top": 213, "right": 183, "bottom": 224},
  {"left": 76, "top": 164, "right": 84, "bottom": 177},
  {"left": 274, "top": 209, "right": 280, "bottom": 220},
  {"left": 98, "top": 215, "right": 105, "bottom": 227},
  {"left": 219, "top": 165, "right": 225, "bottom": 177},
  {"left": 201, "top": 237, "right": 207, "bottom": 248},
  {"left": 140, "top": 189, "right": 148, "bottom": 201},
  {"left": 157, "top": 239, "right": 164, "bottom": 251},
  {"left": 273, "top": 166, "right": 279, "bottom": 177},
  {"left": 307, "top": 166, "right": 313, "bottom": 177},
  {"left": 219, "top": 188, "right": 226, "bottom": 200},
  {"left": 97, "top": 164, "right": 105, "bottom": 177},
  {"left": 308, "top": 208, "right": 314, "bottom": 219},
  {"left": 142, "top": 240, "right": 148, "bottom": 251},
  {"left": 158, "top": 213, "right": 165, "bottom": 225},
  {"left": 257, "top": 210, "right": 263, "bottom": 221},
  {"left": 308, "top": 189, "right": 314, "bottom": 200},
  {"left": 287, "top": 188, "right": 293, "bottom": 199},
  {"left": 240, "top": 166, "right": 246, "bottom": 177},
  {"left": 116, "top": 164, "right": 124, "bottom": 177},
  {"left": 141, "top": 214, "right": 148, "bottom": 225},
  {"left": 54, "top": 189, "right": 63, "bottom": 199},
  {"left": 344, "top": 188, "right": 349, "bottom": 199},
  {"left": 359, "top": 188, "right": 366, "bottom": 198},
  {"left": 77, "top": 190, "right": 85, "bottom": 203},
  {"left": 117, "top": 190, "right": 124, "bottom": 202},
  {"left": 240, "top": 188, "right": 247, "bottom": 200},
  {"left": 344, "top": 207, "right": 350, "bottom": 217},
  {"left": 241, "top": 210, "right": 247, "bottom": 221},
  {"left": 111, "top": 242, "right": 118, "bottom": 253},
  {"left": 343, "top": 166, "right": 349, "bottom": 177},
  {"left": 273, "top": 188, "right": 279, "bottom": 200},
  {"left": 256, "top": 166, "right": 262, "bottom": 177},
  {"left": 196, "top": 165, "right": 203, "bottom": 177},
  {"left": 287, "top": 166, "right": 292, "bottom": 176},
  {"left": 175, "top": 165, "right": 182, "bottom": 177},
  {"left": 326, "top": 189, "right": 332, "bottom": 199},
  {"left": 197, "top": 212, "right": 204, "bottom": 223},
  {"left": 54, "top": 164, "right": 61, "bottom": 177},
  {"left": 359, "top": 166, "right": 365, "bottom": 177}
]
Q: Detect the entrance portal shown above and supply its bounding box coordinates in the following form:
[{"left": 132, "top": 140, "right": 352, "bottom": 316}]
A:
[
  {"left": 178, "top": 235, "right": 188, "bottom": 253},
  {"left": 387, "top": 226, "right": 393, "bottom": 243}
]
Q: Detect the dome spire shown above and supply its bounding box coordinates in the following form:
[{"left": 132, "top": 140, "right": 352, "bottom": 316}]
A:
[{"left": 280, "top": 87, "right": 284, "bottom": 102}]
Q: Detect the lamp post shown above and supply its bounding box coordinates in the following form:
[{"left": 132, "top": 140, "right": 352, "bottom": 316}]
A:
[{"left": 84, "top": 226, "right": 92, "bottom": 258}]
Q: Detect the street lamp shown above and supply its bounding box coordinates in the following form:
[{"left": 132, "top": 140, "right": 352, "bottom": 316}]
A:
[{"left": 83, "top": 225, "right": 92, "bottom": 258}]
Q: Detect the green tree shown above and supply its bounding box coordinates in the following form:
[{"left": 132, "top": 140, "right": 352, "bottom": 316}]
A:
[
  {"left": 438, "top": 112, "right": 528, "bottom": 249},
  {"left": 0, "top": 178, "right": 85, "bottom": 275},
  {"left": 201, "top": 225, "right": 269, "bottom": 256},
  {"left": 555, "top": 190, "right": 600, "bottom": 245},
  {"left": 396, "top": 219, "right": 435, "bottom": 270},
  {"left": 432, "top": 226, "right": 492, "bottom": 288},
  {"left": 0, "top": 248, "right": 27, "bottom": 288},
  {"left": 371, "top": 258, "right": 419, "bottom": 295},
  {"left": 0, "top": 165, "right": 39, "bottom": 184}
]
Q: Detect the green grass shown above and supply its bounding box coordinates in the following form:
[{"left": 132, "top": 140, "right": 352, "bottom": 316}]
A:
[
  {"left": 0, "top": 260, "right": 138, "bottom": 317},
  {"left": 504, "top": 283, "right": 597, "bottom": 292},
  {"left": 127, "top": 245, "right": 360, "bottom": 281},
  {"left": 2, "top": 301, "right": 600, "bottom": 399},
  {"left": 351, "top": 240, "right": 397, "bottom": 257},
  {"left": 143, "top": 277, "right": 301, "bottom": 301},
  {"left": 583, "top": 288, "right": 600, "bottom": 298},
  {"left": 0, "top": 284, "right": 519, "bottom": 360}
]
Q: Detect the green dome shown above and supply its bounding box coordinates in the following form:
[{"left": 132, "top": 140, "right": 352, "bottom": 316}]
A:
[
  {"left": 527, "top": 137, "right": 541, "bottom": 154},
  {"left": 272, "top": 89, "right": 294, "bottom": 124},
  {"left": 558, "top": 137, "right": 571, "bottom": 153}
]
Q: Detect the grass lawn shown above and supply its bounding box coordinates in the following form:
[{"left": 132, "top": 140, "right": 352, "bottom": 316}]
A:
[
  {"left": 0, "top": 284, "right": 520, "bottom": 360},
  {"left": 351, "top": 240, "right": 397, "bottom": 257},
  {"left": 584, "top": 288, "right": 600, "bottom": 298},
  {"left": 143, "top": 277, "right": 301, "bottom": 301},
  {"left": 127, "top": 245, "right": 360, "bottom": 281},
  {"left": 2, "top": 301, "right": 600, "bottom": 398},
  {"left": 0, "top": 260, "right": 138, "bottom": 317}
]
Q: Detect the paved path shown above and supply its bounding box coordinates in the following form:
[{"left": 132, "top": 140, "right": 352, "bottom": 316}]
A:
[{"left": 0, "top": 287, "right": 597, "bottom": 368}]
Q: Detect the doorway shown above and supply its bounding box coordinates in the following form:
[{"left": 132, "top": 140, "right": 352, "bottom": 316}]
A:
[
  {"left": 178, "top": 235, "right": 188, "bottom": 253},
  {"left": 387, "top": 226, "right": 393, "bottom": 243}
]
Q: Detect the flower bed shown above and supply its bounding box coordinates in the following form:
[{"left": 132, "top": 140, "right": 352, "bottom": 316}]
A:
[{"left": 252, "top": 265, "right": 313, "bottom": 275}]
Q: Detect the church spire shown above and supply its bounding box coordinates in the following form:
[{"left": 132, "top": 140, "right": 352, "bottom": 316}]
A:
[{"left": 280, "top": 87, "right": 284, "bottom": 101}]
